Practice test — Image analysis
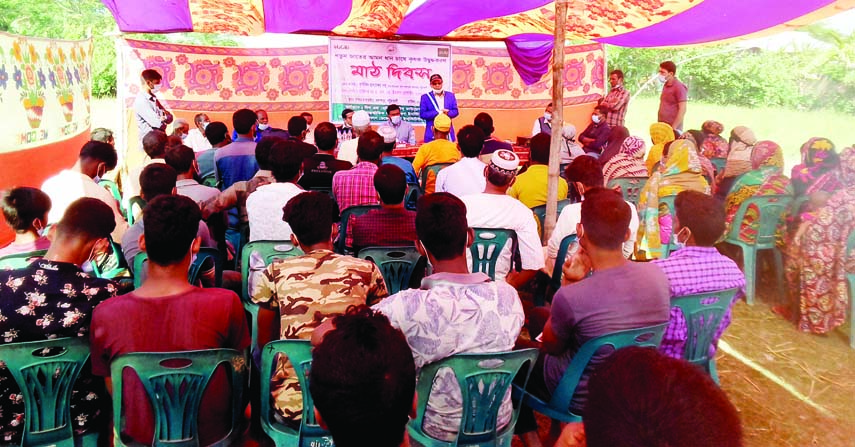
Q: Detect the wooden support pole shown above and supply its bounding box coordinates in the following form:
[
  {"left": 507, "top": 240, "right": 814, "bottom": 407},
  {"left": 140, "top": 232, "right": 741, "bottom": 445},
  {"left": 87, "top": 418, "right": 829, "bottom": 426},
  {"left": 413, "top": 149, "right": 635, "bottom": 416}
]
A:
[{"left": 544, "top": 0, "right": 567, "bottom": 243}]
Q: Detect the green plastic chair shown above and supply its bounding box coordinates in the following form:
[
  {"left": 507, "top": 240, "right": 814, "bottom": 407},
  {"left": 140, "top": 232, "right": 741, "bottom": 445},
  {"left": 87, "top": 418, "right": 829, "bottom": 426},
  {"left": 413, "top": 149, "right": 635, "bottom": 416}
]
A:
[
  {"left": 710, "top": 157, "right": 727, "bottom": 174},
  {"left": 722, "top": 194, "right": 792, "bottom": 305},
  {"left": 671, "top": 288, "right": 741, "bottom": 383},
  {"left": 469, "top": 228, "right": 518, "bottom": 280},
  {"left": 0, "top": 249, "right": 47, "bottom": 270},
  {"left": 336, "top": 204, "right": 381, "bottom": 254},
  {"left": 550, "top": 234, "right": 579, "bottom": 292},
  {"left": 260, "top": 340, "right": 334, "bottom": 447},
  {"left": 99, "top": 179, "right": 125, "bottom": 216},
  {"left": 531, "top": 199, "right": 574, "bottom": 239},
  {"left": 409, "top": 349, "right": 539, "bottom": 447},
  {"left": 405, "top": 182, "right": 421, "bottom": 211},
  {"left": 133, "top": 247, "right": 224, "bottom": 289},
  {"left": 201, "top": 174, "right": 219, "bottom": 188},
  {"left": 419, "top": 163, "right": 453, "bottom": 193},
  {"left": 606, "top": 176, "right": 648, "bottom": 208},
  {"left": 846, "top": 231, "right": 855, "bottom": 349},
  {"left": 358, "top": 246, "right": 424, "bottom": 294},
  {"left": 126, "top": 196, "right": 146, "bottom": 226},
  {"left": 91, "top": 237, "right": 129, "bottom": 280},
  {"left": 110, "top": 349, "right": 246, "bottom": 447},
  {"left": 513, "top": 323, "right": 668, "bottom": 422},
  {"left": 0, "top": 338, "right": 97, "bottom": 447}
]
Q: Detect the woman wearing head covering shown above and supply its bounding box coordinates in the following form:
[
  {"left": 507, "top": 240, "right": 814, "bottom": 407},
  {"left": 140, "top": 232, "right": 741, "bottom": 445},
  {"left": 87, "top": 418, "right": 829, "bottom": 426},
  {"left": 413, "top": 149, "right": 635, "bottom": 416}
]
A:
[
  {"left": 782, "top": 147, "right": 855, "bottom": 335},
  {"left": 790, "top": 137, "right": 839, "bottom": 196},
  {"left": 559, "top": 124, "right": 585, "bottom": 165},
  {"left": 636, "top": 139, "right": 710, "bottom": 260},
  {"left": 723, "top": 141, "right": 792, "bottom": 243},
  {"left": 701, "top": 120, "right": 729, "bottom": 159},
  {"left": 598, "top": 126, "right": 630, "bottom": 166},
  {"left": 645, "top": 122, "right": 676, "bottom": 175},
  {"left": 602, "top": 136, "right": 648, "bottom": 186},
  {"left": 681, "top": 130, "right": 717, "bottom": 185},
  {"left": 715, "top": 126, "right": 757, "bottom": 198}
]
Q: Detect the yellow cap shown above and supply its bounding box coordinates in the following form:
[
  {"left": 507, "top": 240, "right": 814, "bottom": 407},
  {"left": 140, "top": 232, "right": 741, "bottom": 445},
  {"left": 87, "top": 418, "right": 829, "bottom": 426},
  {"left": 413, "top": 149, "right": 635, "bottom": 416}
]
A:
[{"left": 433, "top": 113, "right": 451, "bottom": 132}]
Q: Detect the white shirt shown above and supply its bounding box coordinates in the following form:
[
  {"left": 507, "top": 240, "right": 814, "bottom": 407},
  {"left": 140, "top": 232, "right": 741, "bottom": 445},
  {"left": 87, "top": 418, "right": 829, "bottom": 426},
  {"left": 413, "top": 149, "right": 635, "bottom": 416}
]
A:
[
  {"left": 133, "top": 90, "right": 166, "bottom": 139},
  {"left": 246, "top": 182, "right": 304, "bottom": 242},
  {"left": 435, "top": 157, "right": 486, "bottom": 197},
  {"left": 186, "top": 128, "right": 212, "bottom": 153},
  {"left": 460, "top": 193, "right": 545, "bottom": 280},
  {"left": 532, "top": 116, "right": 551, "bottom": 137},
  {"left": 546, "top": 200, "right": 639, "bottom": 261},
  {"left": 337, "top": 138, "right": 359, "bottom": 165},
  {"left": 41, "top": 170, "right": 129, "bottom": 241}
]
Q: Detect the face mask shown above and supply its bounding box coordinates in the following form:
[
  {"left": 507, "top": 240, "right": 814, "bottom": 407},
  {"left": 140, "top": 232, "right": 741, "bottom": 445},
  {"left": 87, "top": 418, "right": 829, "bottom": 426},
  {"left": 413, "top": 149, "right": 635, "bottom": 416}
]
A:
[
  {"left": 202, "top": 121, "right": 210, "bottom": 130},
  {"left": 544, "top": 112, "right": 552, "bottom": 121},
  {"left": 432, "top": 87, "right": 443, "bottom": 94},
  {"left": 657, "top": 74, "right": 667, "bottom": 84},
  {"left": 92, "top": 164, "right": 104, "bottom": 184},
  {"left": 673, "top": 227, "right": 689, "bottom": 251},
  {"left": 591, "top": 115, "right": 601, "bottom": 124},
  {"left": 151, "top": 84, "right": 161, "bottom": 93},
  {"left": 258, "top": 123, "right": 269, "bottom": 131},
  {"left": 180, "top": 133, "right": 187, "bottom": 140},
  {"left": 80, "top": 240, "right": 101, "bottom": 273},
  {"left": 390, "top": 115, "right": 402, "bottom": 125}
]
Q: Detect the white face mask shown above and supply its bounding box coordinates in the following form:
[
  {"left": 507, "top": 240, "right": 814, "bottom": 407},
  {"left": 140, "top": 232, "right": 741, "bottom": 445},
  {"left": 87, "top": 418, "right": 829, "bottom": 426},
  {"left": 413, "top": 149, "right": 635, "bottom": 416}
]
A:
[
  {"left": 591, "top": 115, "right": 601, "bottom": 124},
  {"left": 544, "top": 112, "right": 552, "bottom": 121},
  {"left": 673, "top": 227, "right": 689, "bottom": 251},
  {"left": 658, "top": 74, "right": 668, "bottom": 84},
  {"left": 202, "top": 121, "right": 210, "bottom": 130},
  {"left": 179, "top": 133, "right": 188, "bottom": 140},
  {"left": 258, "top": 123, "right": 269, "bottom": 131},
  {"left": 151, "top": 84, "right": 161, "bottom": 93},
  {"left": 432, "top": 87, "right": 443, "bottom": 94},
  {"left": 390, "top": 115, "right": 402, "bottom": 125}
]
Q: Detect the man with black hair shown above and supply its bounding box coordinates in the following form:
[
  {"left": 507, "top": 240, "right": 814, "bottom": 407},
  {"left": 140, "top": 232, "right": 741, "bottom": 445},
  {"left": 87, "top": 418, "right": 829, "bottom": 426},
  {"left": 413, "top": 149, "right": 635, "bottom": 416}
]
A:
[
  {"left": 351, "top": 164, "right": 417, "bottom": 254},
  {"left": 246, "top": 140, "right": 307, "bottom": 241},
  {"left": 198, "top": 121, "right": 231, "bottom": 179},
  {"left": 300, "top": 112, "right": 315, "bottom": 144},
  {"left": 578, "top": 106, "right": 611, "bottom": 156},
  {"left": 256, "top": 109, "right": 288, "bottom": 140},
  {"left": 91, "top": 195, "right": 249, "bottom": 447},
  {"left": 42, "top": 140, "right": 127, "bottom": 240},
  {"left": 165, "top": 144, "right": 219, "bottom": 206},
  {"left": 378, "top": 125, "right": 417, "bottom": 185},
  {"left": 338, "top": 108, "right": 355, "bottom": 142},
  {"left": 435, "top": 124, "right": 487, "bottom": 197},
  {"left": 598, "top": 69, "right": 630, "bottom": 128},
  {"left": 252, "top": 191, "right": 387, "bottom": 424},
  {"left": 332, "top": 130, "right": 384, "bottom": 212},
  {"left": 0, "top": 197, "right": 118, "bottom": 445},
  {"left": 299, "top": 122, "right": 353, "bottom": 190},
  {"left": 286, "top": 115, "right": 318, "bottom": 159},
  {"left": 0, "top": 187, "right": 52, "bottom": 256},
  {"left": 474, "top": 112, "right": 512, "bottom": 162},
  {"left": 658, "top": 60, "right": 688, "bottom": 132},
  {"left": 531, "top": 102, "right": 553, "bottom": 137},
  {"left": 310, "top": 306, "right": 416, "bottom": 447},
  {"left": 653, "top": 190, "right": 745, "bottom": 360},
  {"left": 508, "top": 133, "right": 568, "bottom": 208},
  {"left": 134, "top": 68, "right": 173, "bottom": 138},
  {"left": 385, "top": 104, "right": 416, "bottom": 145},
  {"left": 373, "top": 192, "right": 524, "bottom": 442},
  {"left": 516, "top": 188, "right": 669, "bottom": 447},
  {"left": 126, "top": 129, "right": 170, "bottom": 198},
  {"left": 214, "top": 108, "right": 260, "bottom": 190}
]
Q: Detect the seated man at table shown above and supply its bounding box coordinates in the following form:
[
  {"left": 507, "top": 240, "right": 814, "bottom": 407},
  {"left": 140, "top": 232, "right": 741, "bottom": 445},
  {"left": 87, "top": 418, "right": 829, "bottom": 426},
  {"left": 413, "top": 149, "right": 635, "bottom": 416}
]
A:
[
  {"left": 351, "top": 164, "right": 417, "bottom": 254},
  {"left": 385, "top": 104, "right": 416, "bottom": 145},
  {"left": 435, "top": 125, "right": 487, "bottom": 197},
  {"left": 508, "top": 133, "right": 568, "bottom": 208},
  {"left": 90, "top": 195, "right": 249, "bottom": 446},
  {"left": 578, "top": 106, "right": 611, "bottom": 156},
  {"left": 299, "top": 122, "right": 352, "bottom": 190},
  {"left": 412, "top": 113, "right": 460, "bottom": 194},
  {"left": 653, "top": 190, "right": 745, "bottom": 360},
  {"left": 379, "top": 125, "right": 418, "bottom": 185}
]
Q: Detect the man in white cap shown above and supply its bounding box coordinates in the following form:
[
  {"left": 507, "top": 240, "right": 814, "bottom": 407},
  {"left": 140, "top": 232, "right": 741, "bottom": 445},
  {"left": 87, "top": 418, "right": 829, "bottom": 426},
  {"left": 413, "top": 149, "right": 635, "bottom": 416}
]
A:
[
  {"left": 378, "top": 125, "right": 418, "bottom": 185},
  {"left": 419, "top": 74, "right": 459, "bottom": 143},
  {"left": 461, "top": 150, "right": 545, "bottom": 289},
  {"left": 337, "top": 110, "right": 371, "bottom": 165}
]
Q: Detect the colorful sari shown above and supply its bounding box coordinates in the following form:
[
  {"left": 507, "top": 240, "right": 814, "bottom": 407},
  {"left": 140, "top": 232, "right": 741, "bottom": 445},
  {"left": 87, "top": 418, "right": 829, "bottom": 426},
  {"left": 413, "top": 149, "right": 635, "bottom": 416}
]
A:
[
  {"left": 636, "top": 140, "right": 710, "bottom": 260},
  {"left": 723, "top": 141, "right": 792, "bottom": 243},
  {"left": 785, "top": 147, "right": 855, "bottom": 334},
  {"left": 790, "top": 137, "right": 838, "bottom": 196},
  {"left": 645, "top": 122, "right": 675, "bottom": 175},
  {"left": 602, "top": 136, "right": 648, "bottom": 186},
  {"left": 681, "top": 130, "right": 716, "bottom": 183},
  {"left": 701, "top": 120, "right": 729, "bottom": 159}
]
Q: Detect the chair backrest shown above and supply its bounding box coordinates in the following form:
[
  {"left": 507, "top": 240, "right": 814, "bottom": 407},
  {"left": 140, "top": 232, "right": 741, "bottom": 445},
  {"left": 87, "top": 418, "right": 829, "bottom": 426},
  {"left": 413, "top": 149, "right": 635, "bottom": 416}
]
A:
[
  {"left": 549, "top": 323, "right": 668, "bottom": 417},
  {"left": 260, "top": 340, "right": 333, "bottom": 447},
  {"left": 126, "top": 196, "right": 147, "bottom": 226},
  {"left": 99, "top": 179, "right": 125, "bottom": 215},
  {"left": 91, "top": 237, "right": 129, "bottom": 279},
  {"left": 658, "top": 195, "right": 679, "bottom": 258},
  {"left": 240, "top": 240, "right": 304, "bottom": 302},
  {"left": 409, "top": 349, "right": 539, "bottom": 446},
  {"left": 531, "top": 199, "right": 575, "bottom": 238},
  {"left": 469, "top": 228, "right": 518, "bottom": 280},
  {"left": 419, "top": 163, "right": 453, "bottom": 192},
  {"left": 110, "top": 349, "right": 245, "bottom": 447},
  {"left": 200, "top": 174, "right": 219, "bottom": 188},
  {"left": 0, "top": 338, "right": 91, "bottom": 447},
  {"left": 0, "top": 249, "right": 47, "bottom": 270},
  {"left": 188, "top": 247, "right": 223, "bottom": 287},
  {"left": 710, "top": 157, "right": 727, "bottom": 173},
  {"left": 671, "top": 288, "right": 740, "bottom": 371},
  {"left": 358, "top": 246, "right": 424, "bottom": 294},
  {"left": 405, "top": 182, "right": 421, "bottom": 211},
  {"left": 550, "top": 234, "right": 578, "bottom": 291},
  {"left": 336, "top": 205, "right": 382, "bottom": 254},
  {"left": 607, "top": 177, "right": 648, "bottom": 208},
  {"left": 724, "top": 195, "right": 793, "bottom": 249}
]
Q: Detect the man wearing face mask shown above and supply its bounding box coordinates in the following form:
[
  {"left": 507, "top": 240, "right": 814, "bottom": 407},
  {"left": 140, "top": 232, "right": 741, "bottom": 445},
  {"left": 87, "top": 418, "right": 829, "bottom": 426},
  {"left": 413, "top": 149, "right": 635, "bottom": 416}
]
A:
[
  {"left": 657, "top": 60, "right": 688, "bottom": 132},
  {"left": 171, "top": 118, "right": 191, "bottom": 143},
  {"left": 386, "top": 104, "right": 416, "bottom": 145},
  {"left": 531, "top": 103, "right": 554, "bottom": 137},
  {"left": 599, "top": 70, "right": 630, "bottom": 128},
  {"left": 420, "top": 74, "right": 459, "bottom": 143},
  {"left": 187, "top": 113, "right": 212, "bottom": 153},
  {"left": 134, "top": 69, "right": 173, "bottom": 141},
  {"left": 578, "top": 106, "right": 611, "bottom": 156}
]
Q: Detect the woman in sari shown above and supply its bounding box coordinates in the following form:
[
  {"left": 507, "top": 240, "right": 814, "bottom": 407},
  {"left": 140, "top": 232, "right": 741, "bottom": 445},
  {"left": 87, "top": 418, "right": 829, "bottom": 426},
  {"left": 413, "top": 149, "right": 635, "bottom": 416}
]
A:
[
  {"left": 681, "top": 130, "right": 717, "bottom": 185},
  {"left": 715, "top": 126, "right": 757, "bottom": 199},
  {"left": 636, "top": 139, "right": 710, "bottom": 260},
  {"left": 599, "top": 126, "right": 630, "bottom": 166},
  {"left": 645, "top": 122, "right": 676, "bottom": 175},
  {"left": 701, "top": 120, "right": 729, "bottom": 159},
  {"left": 782, "top": 147, "right": 855, "bottom": 335},
  {"left": 723, "top": 141, "right": 792, "bottom": 243},
  {"left": 602, "top": 136, "right": 648, "bottom": 186},
  {"left": 790, "top": 137, "right": 839, "bottom": 196}
]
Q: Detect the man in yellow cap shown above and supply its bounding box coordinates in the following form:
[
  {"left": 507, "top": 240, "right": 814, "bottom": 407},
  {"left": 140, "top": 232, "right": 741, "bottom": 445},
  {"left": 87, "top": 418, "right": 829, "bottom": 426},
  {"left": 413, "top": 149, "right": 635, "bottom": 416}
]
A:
[{"left": 412, "top": 113, "right": 461, "bottom": 194}]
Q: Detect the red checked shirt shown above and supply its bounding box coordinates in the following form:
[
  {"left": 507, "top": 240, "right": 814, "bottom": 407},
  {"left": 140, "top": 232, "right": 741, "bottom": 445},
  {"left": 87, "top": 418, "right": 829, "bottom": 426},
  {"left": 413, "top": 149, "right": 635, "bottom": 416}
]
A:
[
  {"left": 601, "top": 85, "right": 630, "bottom": 128},
  {"left": 332, "top": 162, "right": 380, "bottom": 213}
]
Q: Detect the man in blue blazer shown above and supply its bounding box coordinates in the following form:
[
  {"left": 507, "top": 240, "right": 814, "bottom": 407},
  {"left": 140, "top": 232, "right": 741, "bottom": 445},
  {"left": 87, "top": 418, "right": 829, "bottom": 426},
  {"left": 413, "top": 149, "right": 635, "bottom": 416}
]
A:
[{"left": 420, "top": 74, "right": 459, "bottom": 143}]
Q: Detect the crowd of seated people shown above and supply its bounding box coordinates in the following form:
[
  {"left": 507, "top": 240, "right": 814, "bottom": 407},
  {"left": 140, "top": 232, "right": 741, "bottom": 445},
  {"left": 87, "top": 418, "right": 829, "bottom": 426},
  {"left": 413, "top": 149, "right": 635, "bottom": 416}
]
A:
[{"left": 3, "top": 96, "right": 854, "bottom": 447}]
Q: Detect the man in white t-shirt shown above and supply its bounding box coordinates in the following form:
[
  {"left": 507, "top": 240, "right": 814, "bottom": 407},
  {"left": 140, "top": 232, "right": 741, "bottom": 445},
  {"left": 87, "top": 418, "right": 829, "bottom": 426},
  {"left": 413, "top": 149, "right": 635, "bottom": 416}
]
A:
[
  {"left": 461, "top": 150, "right": 545, "bottom": 289},
  {"left": 337, "top": 110, "right": 371, "bottom": 165},
  {"left": 435, "top": 125, "right": 486, "bottom": 197},
  {"left": 186, "top": 113, "right": 213, "bottom": 152},
  {"left": 246, "top": 140, "right": 306, "bottom": 242}
]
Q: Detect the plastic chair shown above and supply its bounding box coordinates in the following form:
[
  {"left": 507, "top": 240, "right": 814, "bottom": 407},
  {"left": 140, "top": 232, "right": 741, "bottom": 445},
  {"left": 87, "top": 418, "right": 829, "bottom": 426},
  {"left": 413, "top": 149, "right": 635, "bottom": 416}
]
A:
[
  {"left": 99, "top": 179, "right": 125, "bottom": 216},
  {"left": 531, "top": 199, "right": 574, "bottom": 239},
  {"left": 91, "top": 237, "right": 129, "bottom": 280},
  {"left": 469, "top": 228, "right": 518, "bottom": 280},
  {"left": 513, "top": 323, "right": 668, "bottom": 422},
  {"left": 126, "top": 196, "right": 146, "bottom": 226},
  {"left": 846, "top": 231, "right": 855, "bottom": 349},
  {"left": 550, "top": 234, "right": 578, "bottom": 292},
  {"left": 710, "top": 158, "right": 727, "bottom": 174},
  {"left": 722, "top": 194, "right": 792, "bottom": 305},
  {"left": 358, "top": 246, "right": 424, "bottom": 294},
  {"left": 419, "top": 163, "right": 453, "bottom": 193},
  {"left": 405, "top": 182, "right": 421, "bottom": 211},
  {"left": 671, "top": 288, "right": 741, "bottom": 383},
  {"left": 110, "top": 349, "right": 246, "bottom": 447},
  {"left": 201, "top": 174, "right": 219, "bottom": 188},
  {"left": 188, "top": 247, "right": 224, "bottom": 287},
  {"left": 0, "top": 337, "right": 97, "bottom": 447},
  {"left": 0, "top": 249, "right": 47, "bottom": 270},
  {"left": 606, "top": 177, "right": 648, "bottom": 208},
  {"left": 260, "top": 340, "right": 334, "bottom": 447},
  {"left": 409, "top": 349, "right": 539, "bottom": 447},
  {"left": 336, "top": 204, "right": 381, "bottom": 254}
]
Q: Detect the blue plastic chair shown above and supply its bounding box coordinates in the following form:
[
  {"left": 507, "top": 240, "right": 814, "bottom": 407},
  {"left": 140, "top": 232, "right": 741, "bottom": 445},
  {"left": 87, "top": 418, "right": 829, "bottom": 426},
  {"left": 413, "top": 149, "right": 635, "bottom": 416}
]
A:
[
  {"left": 405, "top": 182, "right": 421, "bottom": 211},
  {"left": 409, "top": 349, "right": 539, "bottom": 447},
  {"left": 846, "top": 231, "right": 855, "bottom": 349},
  {"left": 358, "top": 246, "right": 424, "bottom": 294},
  {"left": 469, "top": 228, "right": 518, "bottom": 280},
  {"left": 419, "top": 163, "right": 453, "bottom": 193},
  {"left": 336, "top": 205, "right": 381, "bottom": 254},
  {"left": 0, "top": 249, "right": 47, "bottom": 270},
  {"left": 110, "top": 349, "right": 246, "bottom": 447},
  {"left": 606, "top": 177, "right": 648, "bottom": 208},
  {"left": 513, "top": 323, "right": 668, "bottom": 422},
  {"left": 671, "top": 288, "right": 741, "bottom": 383},
  {"left": 531, "top": 199, "right": 574, "bottom": 239},
  {"left": 260, "top": 340, "right": 334, "bottom": 447},
  {"left": 722, "top": 194, "right": 792, "bottom": 305},
  {"left": 0, "top": 338, "right": 98, "bottom": 447},
  {"left": 710, "top": 158, "right": 727, "bottom": 174}
]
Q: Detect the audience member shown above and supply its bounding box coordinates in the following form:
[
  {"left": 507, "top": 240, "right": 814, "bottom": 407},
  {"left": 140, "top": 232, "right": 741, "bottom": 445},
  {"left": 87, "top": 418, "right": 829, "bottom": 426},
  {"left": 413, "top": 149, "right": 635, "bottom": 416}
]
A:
[
  {"left": 252, "top": 191, "right": 387, "bottom": 423},
  {"left": 337, "top": 110, "right": 371, "bottom": 165},
  {"left": 558, "top": 124, "right": 585, "bottom": 166},
  {"left": 717, "top": 126, "right": 758, "bottom": 198},
  {"left": 645, "top": 122, "right": 676, "bottom": 174},
  {"left": 246, "top": 140, "right": 306, "bottom": 241},
  {"left": 198, "top": 121, "right": 230, "bottom": 179},
  {"left": 385, "top": 104, "right": 416, "bottom": 145},
  {"left": 597, "top": 125, "right": 629, "bottom": 166},
  {"left": 214, "top": 109, "right": 260, "bottom": 190},
  {"left": 474, "top": 112, "right": 512, "bottom": 163},
  {"left": 299, "top": 122, "right": 353, "bottom": 190},
  {"left": 256, "top": 109, "right": 288, "bottom": 140},
  {"left": 461, "top": 150, "right": 544, "bottom": 288},
  {"left": 598, "top": 69, "right": 630, "bottom": 128},
  {"left": 91, "top": 195, "right": 249, "bottom": 446},
  {"left": 338, "top": 108, "right": 355, "bottom": 142},
  {"left": 187, "top": 113, "right": 212, "bottom": 152},
  {"left": 351, "top": 164, "right": 417, "bottom": 254},
  {"left": 286, "top": 115, "right": 318, "bottom": 159},
  {"left": 378, "top": 125, "right": 418, "bottom": 185},
  {"left": 165, "top": 144, "right": 219, "bottom": 206},
  {"left": 578, "top": 106, "right": 611, "bottom": 156},
  {"left": 531, "top": 102, "right": 553, "bottom": 137},
  {"left": 332, "top": 130, "right": 384, "bottom": 212},
  {"left": 508, "top": 133, "right": 568, "bottom": 208},
  {"left": 0, "top": 187, "right": 52, "bottom": 257},
  {"left": 436, "top": 124, "right": 487, "bottom": 197},
  {"left": 723, "top": 141, "right": 791, "bottom": 240},
  {"left": 789, "top": 137, "right": 839, "bottom": 197},
  {"left": 171, "top": 118, "right": 190, "bottom": 142},
  {"left": 127, "top": 129, "right": 169, "bottom": 198},
  {"left": 412, "top": 113, "right": 460, "bottom": 194},
  {"left": 90, "top": 127, "right": 114, "bottom": 145},
  {"left": 601, "top": 136, "right": 648, "bottom": 186},
  {"left": 373, "top": 192, "right": 524, "bottom": 441}
]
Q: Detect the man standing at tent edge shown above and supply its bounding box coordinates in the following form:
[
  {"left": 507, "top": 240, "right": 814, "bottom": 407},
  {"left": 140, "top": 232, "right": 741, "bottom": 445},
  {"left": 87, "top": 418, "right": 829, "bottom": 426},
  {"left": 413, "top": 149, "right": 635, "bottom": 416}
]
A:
[
  {"left": 420, "top": 74, "right": 458, "bottom": 143},
  {"left": 134, "top": 69, "right": 173, "bottom": 143},
  {"left": 657, "top": 60, "right": 688, "bottom": 133}
]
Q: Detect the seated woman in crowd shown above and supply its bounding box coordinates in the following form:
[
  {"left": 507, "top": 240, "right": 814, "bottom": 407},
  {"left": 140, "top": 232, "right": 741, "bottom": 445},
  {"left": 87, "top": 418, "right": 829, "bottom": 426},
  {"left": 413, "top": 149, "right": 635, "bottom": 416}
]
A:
[
  {"left": 782, "top": 147, "right": 854, "bottom": 335},
  {"left": 723, "top": 141, "right": 791, "bottom": 243},
  {"left": 636, "top": 139, "right": 710, "bottom": 260},
  {"left": 781, "top": 137, "right": 839, "bottom": 243},
  {"left": 716, "top": 126, "right": 757, "bottom": 199},
  {"left": 681, "top": 130, "right": 717, "bottom": 187},
  {"left": 558, "top": 124, "right": 586, "bottom": 168},
  {"left": 790, "top": 137, "right": 839, "bottom": 197},
  {"left": 598, "top": 125, "right": 630, "bottom": 166},
  {"left": 700, "top": 119, "right": 729, "bottom": 160},
  {"left": 645, "top": 122, "right": 676, "bottom": 175},
  {"left": 0, "top": 187, "right": 52, "bottom": 257},
  {"left": 601, "top": 135, "right": 648, "bottom": 186}
]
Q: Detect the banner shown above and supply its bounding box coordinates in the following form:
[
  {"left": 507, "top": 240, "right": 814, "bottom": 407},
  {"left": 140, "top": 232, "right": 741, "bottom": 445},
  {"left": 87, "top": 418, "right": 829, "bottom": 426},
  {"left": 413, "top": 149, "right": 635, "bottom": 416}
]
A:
[
  {"left": 0, "top": 32, "right": 92, "bottom": 152},
  {"left": 328, "top": 38, "right": 452, "bottom": 124}
]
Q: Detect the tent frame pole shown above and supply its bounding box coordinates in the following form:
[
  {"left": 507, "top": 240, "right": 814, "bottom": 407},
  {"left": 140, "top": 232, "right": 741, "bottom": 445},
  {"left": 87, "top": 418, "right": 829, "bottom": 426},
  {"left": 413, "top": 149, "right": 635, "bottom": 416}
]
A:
[{"left": 544, "top": 0, "right": 567, "bottom": 244}]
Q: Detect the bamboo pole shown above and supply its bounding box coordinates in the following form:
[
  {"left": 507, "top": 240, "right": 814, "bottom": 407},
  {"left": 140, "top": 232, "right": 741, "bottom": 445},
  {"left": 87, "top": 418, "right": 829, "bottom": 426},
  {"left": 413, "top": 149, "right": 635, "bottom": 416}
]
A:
[{"left": 544, "top": 0, "right": 567, "bottom": 243}]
